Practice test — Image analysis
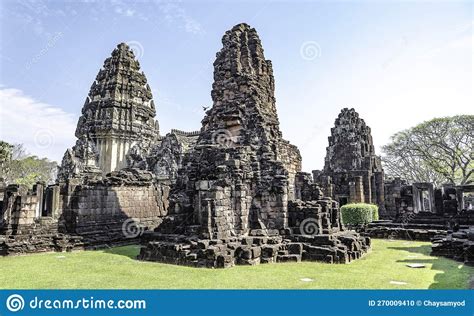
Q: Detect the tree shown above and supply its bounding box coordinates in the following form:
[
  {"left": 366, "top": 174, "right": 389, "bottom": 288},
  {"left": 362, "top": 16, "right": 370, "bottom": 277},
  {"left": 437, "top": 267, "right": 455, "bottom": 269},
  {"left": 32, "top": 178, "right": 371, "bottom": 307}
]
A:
[
  {"left": 0, "top": 140, "right": 58, "bottom": 188},
  {"left": 0, "top": 141, "right": 13, "bottom": 179},
  {"left": 382, "top": 115, "right": 473, "bottom": 186}
]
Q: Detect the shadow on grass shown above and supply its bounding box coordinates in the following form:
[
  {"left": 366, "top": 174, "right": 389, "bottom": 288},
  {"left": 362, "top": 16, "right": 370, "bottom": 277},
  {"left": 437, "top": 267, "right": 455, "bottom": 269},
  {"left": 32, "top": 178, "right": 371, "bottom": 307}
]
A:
[
  {"left": 102, "top": 244, "right": 142, "bottom": 260},
  {"left": 389, "top": 244, "right": 471, "bottom": 289}
]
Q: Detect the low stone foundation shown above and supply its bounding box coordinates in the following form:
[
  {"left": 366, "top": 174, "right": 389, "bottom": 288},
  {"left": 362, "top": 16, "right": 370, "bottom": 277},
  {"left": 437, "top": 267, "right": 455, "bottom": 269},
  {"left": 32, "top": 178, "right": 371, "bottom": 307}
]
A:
[
  {"left": 363, "top": 225, "right": 447, "bottom": 241},
  {"left": 0, "top": 233, "right": 85, "bottom": 256},
  {"left": 362, "top": 211, "right": 474, "bottom": 242},
  {"left": 138, "top": 231, "right": 370, "bottom": 268},
  {"left": 431, "top": 228, "right": 474, "bottom": 265}
]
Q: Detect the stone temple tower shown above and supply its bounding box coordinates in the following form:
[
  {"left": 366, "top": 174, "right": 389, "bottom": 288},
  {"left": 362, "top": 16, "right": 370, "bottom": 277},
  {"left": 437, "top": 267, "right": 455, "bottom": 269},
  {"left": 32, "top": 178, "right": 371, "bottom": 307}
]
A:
[
  {"left": 157, "top": 23, "right": 301, "bottom": 239},
  {"left": 314, "top": 108, "right": 385, "bottom": 212},
  {"left": 74, "top": 43, "right": 158, "bottom": 174},
  {"left": 58, "top": 43, "right": 158, "bottom": 180}
]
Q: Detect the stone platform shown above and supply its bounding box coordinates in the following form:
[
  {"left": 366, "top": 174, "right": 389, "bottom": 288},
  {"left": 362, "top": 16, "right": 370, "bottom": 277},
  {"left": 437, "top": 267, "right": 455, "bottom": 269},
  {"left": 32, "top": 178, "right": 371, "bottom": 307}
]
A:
[
  {"left": 0, "top": 233, "right": 85, "bottom": 256},
  {"left": 362, "top": 211, "right": 474, "bottom": 241},
  {"left": 362, "top": 220, "right": 447, "bottom": 241},
  {"left": 138, "top": 231, "right": 370, "bottom": 268},
  {"left": 431, "top": 227, "right": 474, "bottom": 265}
]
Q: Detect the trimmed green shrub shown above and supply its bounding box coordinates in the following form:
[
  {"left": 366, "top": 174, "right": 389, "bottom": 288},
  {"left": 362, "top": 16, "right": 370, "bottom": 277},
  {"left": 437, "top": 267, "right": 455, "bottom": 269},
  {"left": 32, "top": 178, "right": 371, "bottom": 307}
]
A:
[
  {"left": 340, "top": 203, "right": 379, "bottom": 225},
  {"left": 372, "top": 204, "right": 379, "bottom": 221}
]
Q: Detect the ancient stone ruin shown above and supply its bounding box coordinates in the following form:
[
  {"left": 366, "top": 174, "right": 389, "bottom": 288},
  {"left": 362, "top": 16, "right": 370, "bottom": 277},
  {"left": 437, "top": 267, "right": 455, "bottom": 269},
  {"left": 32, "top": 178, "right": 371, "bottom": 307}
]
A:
[
  {"left": 308, "top": 108, "right": 473, "bottom": 265},
  {"left": 0, "top": 23, "right": 371, "bottom": 266},
  {"left": 313, "top": 108, "right": 385, "bottom": 214},
  {"left": 1, "top": 44, "right": 170, "bottom": 255},
  {"left": 139, "top": 23, "right": 370, "bottom": 267},
  {"left": 58, "top": 43, "right": 158, "bottom": 179},
  {"left": 1, "top": 22, "right": 472, "bottom": 267}
]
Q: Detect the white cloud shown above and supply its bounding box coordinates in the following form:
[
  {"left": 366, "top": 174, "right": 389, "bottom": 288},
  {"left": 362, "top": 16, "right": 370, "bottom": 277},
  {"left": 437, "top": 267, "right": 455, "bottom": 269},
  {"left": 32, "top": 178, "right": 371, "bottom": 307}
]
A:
[
  {"left": 111, "top": 0, "right": 148, "bottom": 21},
  {"left": 419, "top": 20, "right": 473, "bottom": 59},
  {"left": 158, "top": 3, "right": 204, "bottom": 35},
  {"left": 0, "top": 88, "right": 77, "bottom": 163}
]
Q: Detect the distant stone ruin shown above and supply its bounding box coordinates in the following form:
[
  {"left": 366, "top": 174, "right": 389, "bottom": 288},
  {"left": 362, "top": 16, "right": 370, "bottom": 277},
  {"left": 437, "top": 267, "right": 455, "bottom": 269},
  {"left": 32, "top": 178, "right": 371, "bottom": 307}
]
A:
[{"left": 313, "top": 108, "right": 385, "bottom": 214}]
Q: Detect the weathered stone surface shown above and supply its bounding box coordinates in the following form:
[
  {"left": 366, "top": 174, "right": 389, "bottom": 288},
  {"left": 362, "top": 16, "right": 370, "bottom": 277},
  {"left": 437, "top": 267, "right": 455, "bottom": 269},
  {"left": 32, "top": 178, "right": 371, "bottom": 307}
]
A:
[
  {"left": 59, "top": 42, "right": 158, "bottom": 178},
  {"left": 138, "top": 230, "right": 370, "bottom": 267},
  {"left": 139, "top": 23, "right": 369, "bottom": 268},
  {"left": 313, "top": 108, "right": 385, "bottom": 213},
  {"left": 431, "top": 227, "right": 474, "bottom": 265},
  {"left": 147, "top": 130, "right": 199, "bottom": 182},
  {"left": 156, "top": 23, "right": 301, "bottom": 239},
  {"left": 2, "top": 24, "right": 371, "bottom": 266}
]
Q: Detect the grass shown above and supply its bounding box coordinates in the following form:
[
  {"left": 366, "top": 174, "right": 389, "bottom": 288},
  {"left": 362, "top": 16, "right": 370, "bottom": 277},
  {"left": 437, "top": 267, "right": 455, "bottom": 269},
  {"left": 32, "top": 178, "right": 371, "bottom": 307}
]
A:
[{"left": 0, "top": 239, "right": 472, "bottom": 289}]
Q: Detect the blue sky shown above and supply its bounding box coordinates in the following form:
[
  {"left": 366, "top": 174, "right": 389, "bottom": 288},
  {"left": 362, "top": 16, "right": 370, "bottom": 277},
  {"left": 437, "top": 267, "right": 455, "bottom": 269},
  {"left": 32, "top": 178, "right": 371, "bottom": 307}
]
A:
[{"left": 0, "top": 0, "right": 472, "bottom": 171}]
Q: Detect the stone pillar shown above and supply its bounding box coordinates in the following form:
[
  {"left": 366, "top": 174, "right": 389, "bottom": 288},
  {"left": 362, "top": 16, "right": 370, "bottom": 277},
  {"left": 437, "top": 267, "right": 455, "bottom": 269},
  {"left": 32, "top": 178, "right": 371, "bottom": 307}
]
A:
[
  {"left": 1, "top": 185, "right": 20, "bottom": 224},
  {"left": 363, "top": 174, "right": 372, "bottom": 204},
  {"left": 33, "top": 182, "right": 45, "bottom": 218},
  {"left": 349, "top": 181, "right": 355, "bottom": 203},
  {"left": 412, "top": 186, "right": 421, "bottom": 213},
  {"left": 456, "top": 188, "right": 464, "bottom": 213},
  {"left": 375, "top": 172, "right": 385, "bottom": 213},
  {"left": 370, "top": 175, "right": 376, "bottom": 204},
  {"left": 349, "top": 176, "right": 365, "bottom": 203},
  {"left": 51, "top": 185, "right": 61, "bottom": 218},
  {"left": 356, "top": 176, "right": 365, "bottom": 203},
  {"left": 18, "top": 195, "right": 37, "bottom": 226}
]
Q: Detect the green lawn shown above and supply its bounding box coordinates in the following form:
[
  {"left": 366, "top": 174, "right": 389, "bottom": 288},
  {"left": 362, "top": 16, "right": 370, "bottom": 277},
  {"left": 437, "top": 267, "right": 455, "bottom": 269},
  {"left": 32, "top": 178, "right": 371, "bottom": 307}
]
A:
[{"left": 0, "top": 239, "right": 472, "bottom": 289}]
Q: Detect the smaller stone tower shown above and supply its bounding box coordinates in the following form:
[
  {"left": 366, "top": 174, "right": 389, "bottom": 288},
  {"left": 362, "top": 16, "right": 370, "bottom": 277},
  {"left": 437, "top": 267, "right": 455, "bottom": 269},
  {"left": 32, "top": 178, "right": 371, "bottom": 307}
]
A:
[{"left": 314, "top": 108, "right": 385, "bottom": 212}]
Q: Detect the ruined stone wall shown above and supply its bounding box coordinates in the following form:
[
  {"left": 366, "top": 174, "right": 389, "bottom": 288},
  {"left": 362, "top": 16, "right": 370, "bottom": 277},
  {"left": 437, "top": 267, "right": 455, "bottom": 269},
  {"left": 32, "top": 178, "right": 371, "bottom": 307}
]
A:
[
  {"left": 432, "top": 228, "right": 474, "bottom": 265},
  {"left": 384, "top": 179, "right": 447, "bottom": 218},
  {"left": 384, "top": 178, "right": 410, "bottom": 218},
  {"left": 0, "top": 184, "right": 75, "bottom": 255},
  {"left": 146, "top": 130, "right": 199, "bottom": 182},
  {"left": 59, "top": 171, "right": 169, "bottom": 244},
  {"left": 1, "top": 169, "right": 170, "bottom": 254},
  {"left": 0, "top": 184, "right": 48, "bottom": 234},
  {"left": 278, "top": 140, "right": 302, "bottom": 200}
]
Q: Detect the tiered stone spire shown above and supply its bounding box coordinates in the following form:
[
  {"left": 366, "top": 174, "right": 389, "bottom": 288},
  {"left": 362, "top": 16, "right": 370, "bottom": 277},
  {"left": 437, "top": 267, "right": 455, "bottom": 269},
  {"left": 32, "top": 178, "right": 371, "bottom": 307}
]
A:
[
  {"left": 324, "top": 108, "right": 376, "bottom": 172},
  {"left": 316, "top": 108, "right": 385, "bottom": 210},
  {"left": 201, "top": 23, "right": 282, "bottom": 151},
  {"left": 74, "top": 43, "right": 158, "bottom": 174},
  {"left": 160, "top": 23, "right": 301, "bottom": 239}
]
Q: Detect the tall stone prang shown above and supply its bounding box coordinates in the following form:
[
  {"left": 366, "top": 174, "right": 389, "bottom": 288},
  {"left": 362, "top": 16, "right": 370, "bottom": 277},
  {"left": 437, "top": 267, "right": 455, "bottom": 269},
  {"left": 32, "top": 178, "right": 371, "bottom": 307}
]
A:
[
  {"left": 163, "top": 23, "right": 301, "bottom": 239},
  {"left": 314, "top": 108, "right": 385, "bottom": 213},
  {"left": 61, "top": 43, "right": 158, "bottom": 178},
  {"left": 139, "top": 24, "right": 369, "bottom": 268}
]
